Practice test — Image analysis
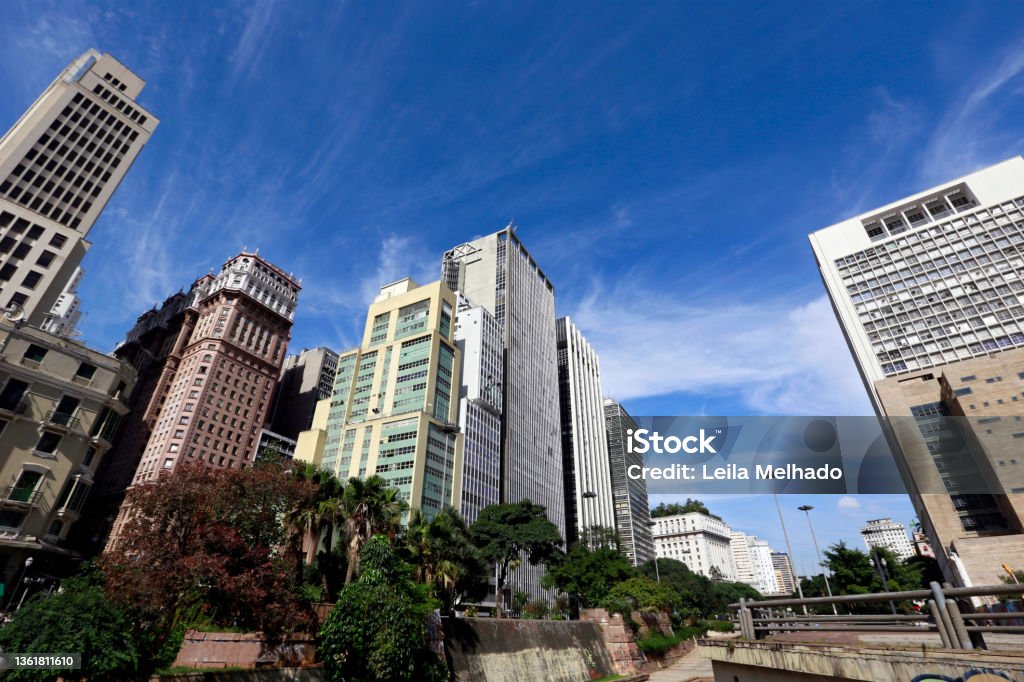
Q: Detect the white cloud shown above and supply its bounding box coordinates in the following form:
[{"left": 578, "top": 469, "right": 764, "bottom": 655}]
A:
[
  {"left": 570, "top": 287, "right": 872, "bottom": 416},
  {"left": 837, "top": 496, "right": 861, "bottom": 511}
]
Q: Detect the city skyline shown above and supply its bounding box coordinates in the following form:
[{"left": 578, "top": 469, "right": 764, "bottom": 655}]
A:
[{"left": 6, "top": 4, "right": 1024, "bottom": 576}]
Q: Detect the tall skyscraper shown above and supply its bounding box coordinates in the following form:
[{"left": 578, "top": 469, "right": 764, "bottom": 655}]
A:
[
  {"left": 556, "top": 317, "right": 614, "bottom": 545},
  {"left": 453, "top": 294, "right": 503, "bottom": 526},
  {"left": 442, "top": 226, "right": 564, "bottom": 598},
  {"left": 771, "top": 552, "right": 797, "bottom": 595},
  {"left": 729, "top": 531, "right": 780, "bottom": 595},
  {"left": 299, "top": 279, "right": 463, "bottom": 517},
  {"left": 860, "top": 517, "right": 915, "bottom": 561},
  {"left": 810, "top": 157, "right": 1024, "bottom": 586},
  {"left": 604, "top": 398, "right": 655, "bottom": 566},
  {"left": 267, "top": 346, "right": 339, "bottom": 440},
  {"left": 0, "top": 50, "right": 157, "bottom": 326}
]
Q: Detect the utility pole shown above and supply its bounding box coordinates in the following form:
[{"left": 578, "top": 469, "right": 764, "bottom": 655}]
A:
[{"left": 798, "top": 505, "right": 837, "bottom": 615}]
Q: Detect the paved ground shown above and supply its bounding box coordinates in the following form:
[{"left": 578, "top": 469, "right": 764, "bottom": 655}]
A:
[{"left": 644, "top": 645, "right": 713, "bottom": 682}]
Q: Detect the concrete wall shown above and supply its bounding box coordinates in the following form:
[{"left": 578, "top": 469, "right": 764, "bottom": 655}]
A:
[
  {"left": 172, "top": 631, "right": 314, "bottom": 669},
  {"left": 443, "top": 617, "right": 616, "bottom": 682}
]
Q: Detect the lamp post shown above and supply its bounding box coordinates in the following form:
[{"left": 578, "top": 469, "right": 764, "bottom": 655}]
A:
[
  {"left": 870, "top": 547, "right": 898, "bottom": 616},
  {"left": 797, "top": 505, "right": 838, "bottom": 615},
  {"left": 773, "top": 490, "right": 807, "bottom": 614},
  {"left": 13, "top": 556, "right": 34, "bottom": 610}
]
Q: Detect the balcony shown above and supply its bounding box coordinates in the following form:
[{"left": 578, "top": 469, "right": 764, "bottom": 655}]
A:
[
  {"left": 2, "top": 485, "right": 41, "bottom": 506},
  {"left": 0, "top": 399, "right": 29, "bottom": 416},
  {"left": 44, "top": 410, "right": 82, "bottom": 432}
]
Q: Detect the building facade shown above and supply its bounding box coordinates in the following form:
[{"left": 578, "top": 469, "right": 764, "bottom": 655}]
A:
[
  {"left": 604, "top": 398, "right": 654, "bottom": 566},
  {"left": 267, "top": 346, "right": 338, "bottom": 441},
  {"left": 39, "top": 266, "right": 83, "bottom": 338},
  {"left": 298, "top": 279, "right": 463, "bottom": 517},
  {"left": 651, "top": 512, "right": 737, "bottom": 580},
  {"left": 860, "top": 517, "right": 915, "bottom": 561},
  {"left": 556, "top": 317, "right": 614, "bottom": 545},
  {"left": 442, "top": 227, "right": 564, "bottom": 598},
  {"left": 453, "top": 294, "right": 503, "bottom": 526},
  {"left": 730, "top": 531, "right": 780, "bottom": 595},
  {"left": 771, "top": 552, "right": 797, "bottom": 595},
  {"left": 0, "top": 50, "right": 157, "bottom": 326},
  {"left": 0, "top": 319, "right": 135, "bottom": 604},
  {"left": 810, "top": 157, "right": 1024, "bottom": 587}
]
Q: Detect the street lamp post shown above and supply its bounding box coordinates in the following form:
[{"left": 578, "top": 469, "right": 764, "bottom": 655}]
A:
[
  {"left": 798, "top": 505, "right": 838, "bottom": 615},
  {"left": 773, "top": 491, "right": 807, "bottom": 614},
  {"left": 870, "top": 548, "right": 898, "bottom": 616},
  {"left": 13, "top": 557, "right": 34, "bottom": 610}
]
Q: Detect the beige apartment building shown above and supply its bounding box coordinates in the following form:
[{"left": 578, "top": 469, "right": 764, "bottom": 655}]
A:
[
  {"left": 296, "top": 278, "right": 463, "bottom": 517},
  {"left": 0, "top": 318, "right": 134, "bottom": 605}
]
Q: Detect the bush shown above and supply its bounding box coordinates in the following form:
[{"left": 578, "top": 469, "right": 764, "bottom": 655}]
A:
[
  {"left": 636, "top": 626, "right": 705, "bottom": 656},
  {"left": 703, "top": 619, "right": 735, "bottom": 633}
]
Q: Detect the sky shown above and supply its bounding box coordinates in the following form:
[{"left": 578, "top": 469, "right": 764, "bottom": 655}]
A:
[{"left": 4, "top": 1, "right": 1024, "bottom": 575}]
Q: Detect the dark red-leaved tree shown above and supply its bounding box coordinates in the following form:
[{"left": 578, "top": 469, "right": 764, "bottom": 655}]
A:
[{"left": 98, "top": 462, "right": 318, "bottom": 666}]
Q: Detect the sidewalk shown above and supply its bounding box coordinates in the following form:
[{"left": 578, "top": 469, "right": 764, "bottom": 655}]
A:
[{"left": 644, "top": 645, "right": 713, "bottom": 682}]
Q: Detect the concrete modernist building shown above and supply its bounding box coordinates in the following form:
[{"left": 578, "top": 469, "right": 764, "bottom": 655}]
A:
[
  {"left": 268, "top": 346, "right": 338, "bottom": 441},
  {"left": 771, "top": 552, "right": 797, "bottom": 595},
  {"left": 652, "top": 512, "right": 737, "bottom": 580},
  {"left": 730, "top": 531, "right": 781, "bottom": 595},
  {"left": 442, "top": 226, "right": 564, "bottom": 597},
  {"left": 453, "top": 294, "right": 503, "bottom": 526},
  {"left": 810, "top": 157, "right": 1024, "bottom": 587},
  {"left": 117, "top": 252, "right": 299, "bottom": 490},
  {"left": 860, "top": 517, "right": 915, "bottom": 561},
  {"left": 0, "top": 50, "right": 157, "bottom": 327},
  {"left": 255, "top": 427, "right": 296, "bottom": 461},
  {"left": 604, "top": 398, "right": 655, "bottom": 566},
  {"left": 299, "top": 279, "right": 463, "bottom": 517},
  {"left": 556, "top": 317, "right": 614, "bottom": 545},
  {"left": 0, "top": 319, "right": 134, "bottom": 604}
]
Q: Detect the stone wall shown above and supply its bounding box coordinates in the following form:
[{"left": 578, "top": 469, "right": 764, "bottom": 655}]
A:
[
  {"left": 442, "top": 617, "right": 616, "bottom": 682},
  {"left": 172, "top": 631, "right": 315, "bottom": 670},
  {"left": 579, "top": 608, "right": 692, "bottom": 676}
]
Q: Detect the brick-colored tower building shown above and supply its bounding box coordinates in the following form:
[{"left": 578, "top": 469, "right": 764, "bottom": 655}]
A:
[{"left": 127, "top": 252, "right": 299, "bottom": 483}]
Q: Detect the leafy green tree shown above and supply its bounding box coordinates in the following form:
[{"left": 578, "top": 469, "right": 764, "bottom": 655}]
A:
[
  {"left": 650, "top": 499, "right": 720, "bottom": 520},
  {"left": 542, "top": 530, "right": 635, "bottom": 608},
  {"left": 319, "top": 536, "right": 446, "bottom": 682},
  {"left": 707, "top": 581, "right": 761, "bottom": 617},
  {"left": 404, "top": 507, "right": 489, "bottom": 615},
  {"left": 511, "top": 591, "right": 530, "bottom": 615},
  {"left": 0, "top": 571, "right": 139, "bottom": 681},
  {"left": 823, "top": 542, "right": 929, "bottom": 613},
  {"left": 638, "top": 558, "right": 710, "bottom": 615},
  {"left": 343, "top": 475, "right": 408, "bottom": 584},
  {"left": 600, "top": 576, "right": 674, "bottom": 614},
  {"left": 469, "top": 500, "right": 562, "bottom": 618}
]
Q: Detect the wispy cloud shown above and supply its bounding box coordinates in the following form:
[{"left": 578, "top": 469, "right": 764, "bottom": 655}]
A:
[
  {"left": 572, "top": 288, "right": 871, "bottom": 416},
  {"left": 229, "top": 0, "right": 279, "bottom": 82}
]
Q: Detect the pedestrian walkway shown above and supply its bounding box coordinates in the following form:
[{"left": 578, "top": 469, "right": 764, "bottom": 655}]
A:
[{"left": 644, "top": 645, "right": 712, "bottom": 682}]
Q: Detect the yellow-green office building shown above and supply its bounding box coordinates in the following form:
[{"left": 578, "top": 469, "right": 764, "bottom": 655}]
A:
[{"left": 297, "top": 278, "right": 463, "bottom": 517}]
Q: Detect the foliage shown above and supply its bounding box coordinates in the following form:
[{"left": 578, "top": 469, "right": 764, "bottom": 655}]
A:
[
  {"left": 469, "top": 500, "right": 562, "bottom": 617},
  {"left": 706, "top": 581, "right": 760, "bottom": 617},
  {"left": 823, "top": 541, "right": 932, "bottom": 613},
  {"left": 637, "top": 558, "right": 709, "bottom": 615},
  {"left": 522, "top": 600, "right": 549, "bottom": 619},
  {"left": 98, "top": 462, "right": 318, "bottom": 670},
  {"left": 0, "top": 571, "right": 140, "bottom": 682},
  {"left": 542, "top": 535, "right": 635, "bottom": 608},
  {"left": 286, "top": 464, "right": 347, "bottom": 600},
  {"left": 703, "top": 619, "right": 735, "bottom": 633},
  {"left": 635, "top": 627, "right": 703, "bottom": 655},
  {"left": 318, "top": 536, "right": 446, "bottom": 682},
  {"left": 650, "top": 499, "right": 719, "bottom": 520},
  {"left": 404, "top": 507, "right": 489, "bottom": 614},
  {"left": 600, "top": 577, "right": 674, "bottom": 614},
  {"left": 511, "top": 591, "right": 530, "bottom": 614},
  {"left": 342, "top": 475, "right": 408, "bottom": 584}
]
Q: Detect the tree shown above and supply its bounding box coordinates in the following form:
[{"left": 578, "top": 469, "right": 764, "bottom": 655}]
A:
[
  {"left": 0, "top": 571, "right": 139, "bottom": 682},
  {"left": 823, "top": 542, "right": 928, "bottom": 613},
  {"left": 404, "top": 507, "right": 489, "bottom": 615},
  {"left": 342, "top": 475, "right": 408, "bottom": 584},
  {"left": 542, "top": 530, "right": 635, "bottom": 609},
  {"left": 638, "top": 558, "right": 710, "bottom": 616},
  {"left": 99, "top": 463, "right": 318, "bottom": 670},
  {"left": 600, "top": 576, "right": 674, "bottom": 615},
  {"left": 650, "top": 499, "right": 719, "bottom": 520},
  {"left": 318, "top": 536, "right": 446, "bottom": 682},
  {"left": 469, "top": 501, "right": 562, "bottom": 618}
]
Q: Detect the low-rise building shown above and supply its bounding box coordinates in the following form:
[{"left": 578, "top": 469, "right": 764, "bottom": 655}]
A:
[{"left": 652, "top": 511, "right": 737, "bottom": 580}]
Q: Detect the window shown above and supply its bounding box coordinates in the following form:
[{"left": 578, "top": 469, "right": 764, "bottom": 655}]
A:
[
  {"left": 34, "top": 431, "right": 62, "bottom": 455},
  {"left": 0, "top": 263, "right": 16, "bottom": 281},
  {"left": 35, "top": 251, "right": 56, "bottom": 268},
  {"left": 0, "top": 379, "right": 29, "bottom": 411},
  {"left": 9, "top": 469, "right": 43, "bottom": 502},
  {"left": 49, "top": 234, "right": 66, "bottom": 248},
  {"left": 74, "top": 362, "right": 97, "bottom": 381},
  {"left": 82, "top": 446, "right": 97, "bottom": 467},
  {"left": 23, "top": 344, "right": 47, "bottom": 363}
]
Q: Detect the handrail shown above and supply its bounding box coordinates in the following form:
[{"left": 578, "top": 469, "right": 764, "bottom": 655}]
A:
[{"left": 729, "top": 582, "right": 1024, "bottom": 610}]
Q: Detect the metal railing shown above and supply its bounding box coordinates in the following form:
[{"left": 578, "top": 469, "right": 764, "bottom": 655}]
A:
[{"left": 731, "top": 581, "right": 1024, "bottom": 650}]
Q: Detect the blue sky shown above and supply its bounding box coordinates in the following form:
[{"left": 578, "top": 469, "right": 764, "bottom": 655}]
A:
[{"left": 4, "top": 1, "right": 1024, "bottom": 574}]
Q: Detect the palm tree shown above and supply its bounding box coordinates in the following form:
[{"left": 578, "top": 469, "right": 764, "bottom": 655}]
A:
[
  {"left": 404, "top": 506, "right": 488, "bottom": 614},
  {"left": 284, "top": 464, "right": 346, "bottom": 587},
  {"left": 342, "top": 475, "right": 408, "bottom": 584}
]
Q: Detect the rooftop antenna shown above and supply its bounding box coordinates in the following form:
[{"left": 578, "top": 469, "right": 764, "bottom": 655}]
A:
[{"left": 506, "top": 219, "right": 518, "bottom": 232}]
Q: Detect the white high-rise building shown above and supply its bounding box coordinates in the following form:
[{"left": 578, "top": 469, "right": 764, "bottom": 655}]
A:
[
  {"left": 772, "top": 552, "right": 797, "bottom": 595},
  {"left": 442, "top": 226, "right": 564, "bottom": 600},
  {"left": 39, "top": 265, "right": 83, "bottom": 337},
  {"left": 454, "top": 293, "right": 504, "bottom": 526},
  {"left": 730, "top": 531, "right": 780, "bottom": 595},
  {"left": 810, "top": 157, "right": 1024, "bottom": 588},
  {"left": 652, "top": 512, "right": 737, "bottom": 580},
  {"left": 604, "top": 398, "right": 655, "bottom": 566},
  {"left": 0, "top": 50, "right": 158, "bottom": 326},
  {"left": 556, "top": 317, "right": 614, "bottom": 544},
  {"left": 861, "top": 518, "right": 916, "bottom": 561}
]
